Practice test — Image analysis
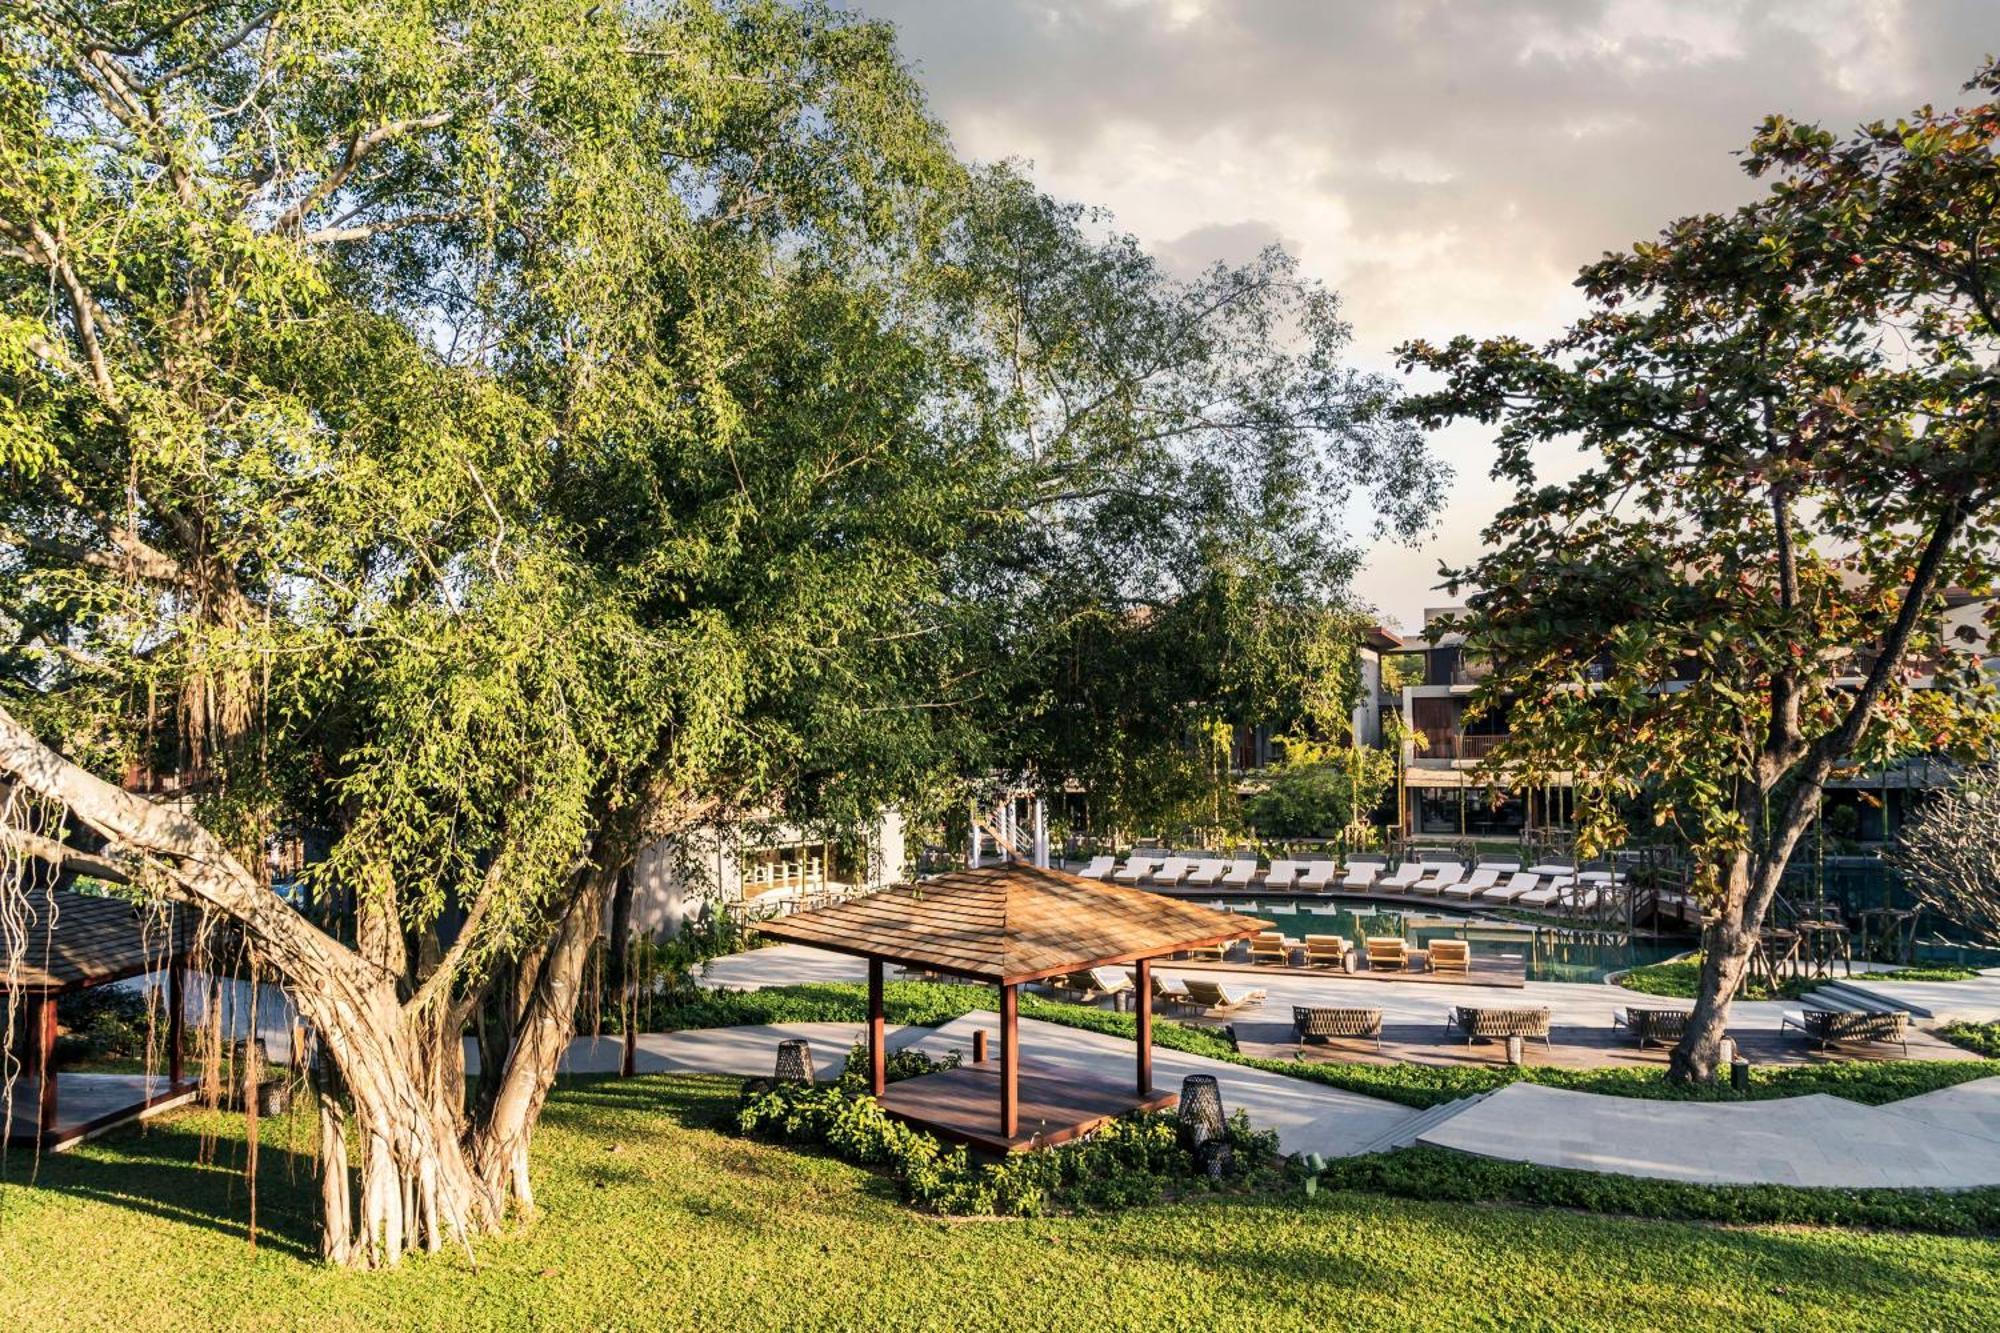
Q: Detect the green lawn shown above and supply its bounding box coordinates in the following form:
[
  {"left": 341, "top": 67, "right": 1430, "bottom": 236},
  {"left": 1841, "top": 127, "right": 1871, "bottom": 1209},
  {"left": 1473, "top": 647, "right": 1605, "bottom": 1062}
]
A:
[
  {"left": 1618, "top": 957, "right": 1981, "bottom": 1001},
  {"left": 1, "top": 1074, "right": 1997, "bottom": 1330}
]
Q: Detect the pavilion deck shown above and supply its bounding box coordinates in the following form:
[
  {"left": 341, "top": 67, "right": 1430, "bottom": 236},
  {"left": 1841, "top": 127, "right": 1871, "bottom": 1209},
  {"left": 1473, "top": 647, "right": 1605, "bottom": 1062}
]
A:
[
  {"left": 879, "top": 1058, "right": 1175, "bottom": 1154},
  {"left": 4, "top": 1073, "right": 197, "bottom": 1150}
]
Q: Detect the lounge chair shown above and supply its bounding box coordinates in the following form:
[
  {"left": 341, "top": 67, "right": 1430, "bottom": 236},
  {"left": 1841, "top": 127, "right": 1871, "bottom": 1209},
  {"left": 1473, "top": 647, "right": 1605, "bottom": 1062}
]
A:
[
  {"left": 1613, "top": 1006, "right": 1690, "bottom": 1048},
  {"left": 1150, "top": 971, "right": 1190, "bottom": 1004},
  {"left": 1076, "top": 855, "right": 1116, "bottom": 880},
  {"left": 1515, "top": 876, "right": 1571, "bottom": 908},
  {"left": 1181, "top": 978, "right": 1267, "bottom": 1014},
  {"left": 1293, "top": 1005, "right": 1383, "bottom": 1052},
  {"left": 1478, "top": 871, "right": 1539, "bottom": 903},
  {"left": 1114, "top": 856, "right": 1162, "bottom": 884},
  {"left": 1150, "top": 856, "right": 1196, "bottom": 885},
  {"left": 1248, "top": 930, "right": 1294, "bottom": 965},
  {"left": 1303, "top": 934, "right": 1350, "bottom": 969},
  {"left": 1375, "top": 861, "right": 1423, "bottom": 892},
  {"left": 1364, "top": 936, "right": 1410, "bottom": 971},
  {"left": 1295, "top": 860, "right": 1338, "bottom": 893},
  {"left": 1441, "top": 866, "right": 1500, "bottom": 901},
  {"left": 1341, "top": 859, "right": 1384, "bottom": 890},
  {"left": 1263, "top": 859, "right": 1305, "bottom": 891},
  {"left": 1781, "top": 1008, "right": 1910, "bottom": 1055},
  {"left": 1445, "top": 1005, "right": 1552, "bottom": 1050},
  {"left": 1427, "top": 939, "right": 1471, "bottom": 974},
  {"left": 1050, "top": 967, "right": 1132, "bottom": 1002},
  {"left": 1180, "top": 941, "right": 1227, "bottom": 962},
  {"left": 1527, "top": 862, "right": 1575, "bottom": 879},
  {"left": 1183, "top": 858, "right": 1227, "bottom": 887},
  {"left": 1220, "top": 858, "right": 1259, "bottom": 888},
  {"left": 1411, "top": 863, "right": 1465, "bottom": 896}
]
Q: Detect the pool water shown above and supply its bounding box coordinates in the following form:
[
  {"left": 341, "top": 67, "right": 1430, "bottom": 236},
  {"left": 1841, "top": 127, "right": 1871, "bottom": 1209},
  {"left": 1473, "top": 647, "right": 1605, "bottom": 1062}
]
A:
[{"left": 1198, "top": 894, "right": 1683, "bottom": 983}]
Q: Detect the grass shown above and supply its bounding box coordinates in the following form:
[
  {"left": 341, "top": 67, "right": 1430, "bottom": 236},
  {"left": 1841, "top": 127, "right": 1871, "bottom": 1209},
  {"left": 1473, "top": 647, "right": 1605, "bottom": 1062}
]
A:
[
  {"left": 665, "top": 979, "right": 2000, "bottom": 1108},
  {"left": 1943, "top": 1022, "right": 2000, "bottom": 1058},
  {"left": 1618, "top": 957, "right": 1982, "bottom": 1001},
  {"left": 2, "top": 1074, "right": 1998, "bottom": 1329}
]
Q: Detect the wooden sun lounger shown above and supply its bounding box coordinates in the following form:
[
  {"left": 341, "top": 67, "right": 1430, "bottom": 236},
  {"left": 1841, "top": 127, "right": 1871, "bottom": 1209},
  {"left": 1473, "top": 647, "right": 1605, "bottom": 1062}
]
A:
[
  {"left": 1303, "top": 934, "right": 1349, "bottom": 968},
  {"left": 1365, "top": 936, "right": 1410, "bottom": 971},
  {"left": 1248, "top": 930, "right": 1293, "bottom": 965},
  {"left": 1428, "top": 939, "right": 1472, "bottom": 974},
  {"left": 1181, "top": 978, "right": 1267, "bottom": 1014}
]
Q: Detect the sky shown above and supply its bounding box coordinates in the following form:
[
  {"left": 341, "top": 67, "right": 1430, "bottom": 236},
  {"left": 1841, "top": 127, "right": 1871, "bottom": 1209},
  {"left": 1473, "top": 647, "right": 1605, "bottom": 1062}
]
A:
[{"left": 853, "top": 0, "right": 1997, "bottom": 633}]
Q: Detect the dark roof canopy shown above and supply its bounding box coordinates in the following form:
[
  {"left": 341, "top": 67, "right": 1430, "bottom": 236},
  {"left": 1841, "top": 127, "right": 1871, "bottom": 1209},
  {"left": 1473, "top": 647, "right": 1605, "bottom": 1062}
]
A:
[
  {"left": 0, "top": 887, "right": 193, "bottom": 993},
  {"left": 753, "top": 865, "right": 1265, "bottom": 984}
]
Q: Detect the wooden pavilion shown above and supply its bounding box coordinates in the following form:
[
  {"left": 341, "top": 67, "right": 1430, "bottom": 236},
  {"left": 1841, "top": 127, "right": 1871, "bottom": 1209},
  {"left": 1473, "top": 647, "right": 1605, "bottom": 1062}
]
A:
[
  {"left": 755, "top": 865, "right": 1265, "bottom": 1152},
  {"left": 2, "top": 886, "right": 196, "bottom": 1150}
]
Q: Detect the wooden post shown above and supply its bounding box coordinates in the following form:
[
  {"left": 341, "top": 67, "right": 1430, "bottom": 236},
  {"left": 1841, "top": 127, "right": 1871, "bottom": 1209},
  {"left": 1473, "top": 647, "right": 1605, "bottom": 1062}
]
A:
[
  {"left": 1135, "top": 958, "right": 1153, "bottom": 1095},
  {"left": 973, "top": 1028, "right": 988, "bottom": 1064},
  {"left": 999, "top": 982, "right": 1018, "bottom": 1138},
  {"left": 29, "top": 993, "right": 57, "bottom": 1139},
  {"left": 867, "top": 958, "right": 886, "bottom": 1097},
  {"left": 167, "top": 961, "right": 186, "bottom": 1086}
]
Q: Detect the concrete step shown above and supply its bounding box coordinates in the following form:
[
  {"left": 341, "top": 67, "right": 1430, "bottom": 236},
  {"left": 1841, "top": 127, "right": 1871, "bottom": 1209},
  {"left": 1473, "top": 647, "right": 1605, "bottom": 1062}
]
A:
[{"left": 1348, "top": 1092, "right": 1490, "bottom": 1157}]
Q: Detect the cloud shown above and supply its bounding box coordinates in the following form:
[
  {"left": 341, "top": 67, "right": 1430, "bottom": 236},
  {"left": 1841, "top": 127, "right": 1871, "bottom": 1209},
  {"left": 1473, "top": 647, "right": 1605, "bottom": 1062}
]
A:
[{"left": 856, "top": 0, "right": 2000, "bottom": 626}]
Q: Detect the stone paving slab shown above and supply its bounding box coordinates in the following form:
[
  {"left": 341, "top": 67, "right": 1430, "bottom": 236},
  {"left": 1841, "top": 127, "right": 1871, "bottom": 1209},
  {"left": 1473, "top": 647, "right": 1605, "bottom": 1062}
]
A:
[
  {"left": 1830, "top": 971, "right": 2000, "bottom": 1024},
  {"left": 1417, "top": 1081, "right": 2000, "bottom": 1188},
  {"left": 1877, "top": 1076, "right": 2000, "bottom": 1146}
]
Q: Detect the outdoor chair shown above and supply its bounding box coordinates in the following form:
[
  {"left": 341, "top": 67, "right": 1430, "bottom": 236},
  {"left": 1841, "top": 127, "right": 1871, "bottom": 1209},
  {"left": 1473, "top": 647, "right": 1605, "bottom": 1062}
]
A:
[
  {"left": 1478, "top": 871, "right": 1539, "bottom": 903},
  {"left": 1411, "top": 863, "right": 1465, "bottom": 895},
  {"left": 1149, "top": 856, "right": 1196, "bottom": 885},
  {"left": 1181, "top": 978, "right": 1267, "bottom": 1014},
  {"left": 1263, "top": 859, "right": 1306, "bottom": 890},
  {"left": 1220, "top": 858, "right": 1259, "bottom": 888},
  {"left": 1150, "top": 972, "right": 1192, "bottom": 1005},
  {"left": 1183, "top": 858, "right": 1227, "bottom": 886},
  {"left": 1292, "top": 1005, "right": 1383, "bottom": 1052},
  {"left": 1076, "top": 855, "right": 1116, "bottom": 880},
  {"left": 1341, "top": 859, "right": 1384, "bottom": 889},
  {"left": 1446, "top": 1005, "right": 1553, "bottom": 1050},
  {"left": 1375, "top": 862, "right": 1424, "bottom": 892},
  {"left": 1180, "top": 941, "right": 1228, "bottom": 962},
  {"left": 1515, "top": 877, "right": 1570, "bottom": 908},
  {"left": 1613, "top": 1006, "right": 1691, "bottom": 1048},
  {"left": 1428, "top": 939, "right": 1471, "bottom": 975},
  {"left": 1248, "top": 930, "right": 1293, "bottom": 966},
  {"left": 1781, "top": 1008, "right": 1910, "bottom": 1055},
  {"left": 1296, "top": 860, "right": 1338, "bottom": 892},
  {"left": 1303, "top": 934, "right": 1350, "bottom": 969},
  {"left": 1365, "top": 936, "right": 1410, "bottom": 971},
  {"left": 1442, "top": 866, "right": 1501, "bottom": 900},
  {"left": 1115, "top": 855, "right": 1163, "bottom": 883}
]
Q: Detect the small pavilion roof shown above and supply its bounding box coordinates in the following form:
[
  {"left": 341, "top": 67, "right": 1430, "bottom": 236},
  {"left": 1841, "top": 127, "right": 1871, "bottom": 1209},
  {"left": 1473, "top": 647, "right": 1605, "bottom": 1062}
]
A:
[
  {"left": 753, "top": 865, "right": 1267, "bottom": 985},
  {"left": 0, "top": 887, "right": 193, "bottom": 993}
]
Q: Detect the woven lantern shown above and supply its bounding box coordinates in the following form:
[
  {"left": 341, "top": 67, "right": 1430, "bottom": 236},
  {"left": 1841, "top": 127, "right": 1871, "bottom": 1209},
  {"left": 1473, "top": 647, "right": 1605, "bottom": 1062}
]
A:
[
  {"left": 1177, "top": 1074, "right": 1226, "bottom": 1146},
  {"left": 774, "top": 1038, "right": 815, "bottom": 1085}
]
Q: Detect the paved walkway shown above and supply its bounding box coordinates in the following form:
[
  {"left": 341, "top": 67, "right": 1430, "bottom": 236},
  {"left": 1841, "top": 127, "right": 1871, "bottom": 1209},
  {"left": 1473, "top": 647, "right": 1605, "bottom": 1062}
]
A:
[{"left": 1830, "top": 967, "right": 2000, "bottom": 1023}]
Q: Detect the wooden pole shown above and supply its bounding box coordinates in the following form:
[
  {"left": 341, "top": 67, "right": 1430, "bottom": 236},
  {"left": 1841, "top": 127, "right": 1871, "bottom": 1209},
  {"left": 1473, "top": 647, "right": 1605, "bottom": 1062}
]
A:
[
  {"left": 1135, "top": 958, "right": 1153, "bottom": 1095},
  {"left": 30, "top": 992, "right": 57, "bottom": 1139},
  {"left": 999, "top": 982, "right": 1018, "bottom": 1138},
  {"left": 167, "top": 960, "right": 186, "bottom": 1086},
  {"left": 867, "top": 958, "right": 886, "bottom": 1096},
  {"left": 973, "top": 1028, "right": 988, "bottom": 1064}
]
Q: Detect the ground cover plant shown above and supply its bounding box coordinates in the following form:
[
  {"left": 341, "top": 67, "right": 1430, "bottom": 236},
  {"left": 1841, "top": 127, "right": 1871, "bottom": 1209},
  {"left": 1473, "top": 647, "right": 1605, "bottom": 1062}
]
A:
[
  {"left": 1, "top": 1075, "right": 1997, "bottom": 1329},
  {"left": 1618, "top": 957, "right": 1980, "bottom": 1001},
  {"left": 663, "top": 979, "right": 2000, "bottom": 1108}
]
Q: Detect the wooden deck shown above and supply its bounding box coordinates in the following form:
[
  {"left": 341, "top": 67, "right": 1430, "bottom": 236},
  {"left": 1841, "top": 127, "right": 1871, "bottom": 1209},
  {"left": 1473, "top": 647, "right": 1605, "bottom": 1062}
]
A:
[
  {"left": 4, "top": 1073, "right": 198, "bottom": 1151},
  {"left": 879, "top": 1060, "right": 1175, "bottom": 1153},
  {"left": 1165, "top": 954, "right": 1527, "bottom": 988}
]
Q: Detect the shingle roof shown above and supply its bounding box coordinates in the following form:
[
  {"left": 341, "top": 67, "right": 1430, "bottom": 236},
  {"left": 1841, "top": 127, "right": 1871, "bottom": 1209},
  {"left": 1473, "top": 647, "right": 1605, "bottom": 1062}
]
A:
[
  {"left": 0, "top": 887, "right": 194, "bottom": 992},
  {"left": 752, "top": 865, "right": 1266, "bottom": 983}
]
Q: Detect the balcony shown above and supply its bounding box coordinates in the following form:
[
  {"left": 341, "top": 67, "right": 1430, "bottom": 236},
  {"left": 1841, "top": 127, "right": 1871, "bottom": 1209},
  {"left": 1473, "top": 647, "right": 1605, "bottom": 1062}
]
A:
[{"left": 1413, "top": 731, "right": 1508, "bottom": 763}]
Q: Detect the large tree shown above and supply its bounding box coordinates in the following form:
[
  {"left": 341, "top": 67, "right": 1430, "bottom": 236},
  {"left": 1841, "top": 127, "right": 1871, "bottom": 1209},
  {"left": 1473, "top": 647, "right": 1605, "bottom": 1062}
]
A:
[
  {"left": 1398, "top": 66, "right": 2000, "bottom": 1080},
  {"left": 0, "top": 0, "right": 1431, "bottom": 1265}
]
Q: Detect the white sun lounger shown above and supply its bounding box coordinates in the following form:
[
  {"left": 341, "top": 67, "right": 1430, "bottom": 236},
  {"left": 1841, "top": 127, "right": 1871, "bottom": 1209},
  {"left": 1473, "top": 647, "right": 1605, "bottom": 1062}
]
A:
[
  {"left": 1183, "top": 858, "right": 1227, "bottom": 886},
  {"left": 1411, "top": 864, "right": 1465, "bottom": 895},
  {"left": 1115, "top": 856, "right": 1163, "bottom": 883},
  {"left": 1516, "top": 875, "right": 1573, "bottom": 908},
  {"left": 1478, "top": 871, "right": 1539, "bottom": 903},
  {"left": 1375, "top": 861, "right": 1424, "bottom": 892},
  {"left": 1076, "top": 855, "right": 1116, "bottom": 880},
  {"left": 1341, "top": 860, "right": 1384, "bottom": 889},
  {"left": 1221, "top": 858, "right": 1259, "bottom": 887},
  {"left": 1263, "top": 860, "right": 1305, "bottom": 890},
  {"left": 1441, "top": 866, "right": 1500, "bottom": 900},
  {"left": 1296, "top": 860, "right": 1338, "bottom": 892},
  {"left": 1150, "top": 857, "right": 1196, "bottom": 885}
]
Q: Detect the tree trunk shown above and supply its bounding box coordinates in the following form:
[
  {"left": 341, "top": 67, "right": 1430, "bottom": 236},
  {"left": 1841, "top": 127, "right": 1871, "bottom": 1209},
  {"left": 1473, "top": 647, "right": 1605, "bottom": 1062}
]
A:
[
  {"left": 0, "top": 705, "right": 494, "bottom": 1265},
  {"left": 1669, "top": 852, "right": 1756, "bottom": 1082}
]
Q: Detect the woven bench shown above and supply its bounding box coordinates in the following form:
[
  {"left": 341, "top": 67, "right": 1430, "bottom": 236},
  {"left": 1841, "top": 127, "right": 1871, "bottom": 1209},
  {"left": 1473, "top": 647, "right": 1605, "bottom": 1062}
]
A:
[
  {"left": 1446, "top": 1005, "right": 1552, "bottom": 1050},
  {"left": 1614, "top": 1007, "right": 1691, "bottom": 1048},
  {"left": 1782, "top": 1008, "right": 1910, "bottom": 1054},
  {"left": 1292, "top": 1005, "right": 1384, "bottom": 1052}
]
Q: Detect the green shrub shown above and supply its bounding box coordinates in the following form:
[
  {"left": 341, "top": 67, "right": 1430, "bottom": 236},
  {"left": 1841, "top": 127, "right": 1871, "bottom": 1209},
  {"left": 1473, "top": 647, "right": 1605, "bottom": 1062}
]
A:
[
  {"left": 736, "top": 1077, "right": 1278, "bottom": 1217},
  {"left": 1942, "top": 1021, "right": 2000, "bottom": 1058},
  {"left": 842, "top": 1041, "right": 961, "bottom": 1084},
  {"left": 1305, "top": 1146, "right": 2000, "bottom": 1236},
  {"left": 1620, "top": 957, "right": 1979, "bottom": 1001},
  {"left": 54, "top": 986, "right": 156, "bottom": 1064}
]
